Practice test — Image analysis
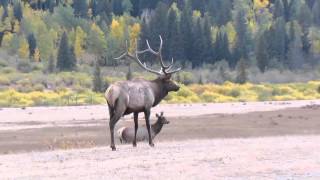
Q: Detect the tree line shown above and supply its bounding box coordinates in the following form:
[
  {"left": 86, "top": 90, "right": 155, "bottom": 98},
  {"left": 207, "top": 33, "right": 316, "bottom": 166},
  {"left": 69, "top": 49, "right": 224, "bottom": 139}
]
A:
[{"left": 0, "top": 0, "right": 319, "bottom": 72}]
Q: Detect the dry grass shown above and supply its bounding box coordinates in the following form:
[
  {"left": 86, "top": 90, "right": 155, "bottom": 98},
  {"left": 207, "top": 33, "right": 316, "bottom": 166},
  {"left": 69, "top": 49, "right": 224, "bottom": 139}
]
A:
[{"left": 44, "top": 138, "right": 96, "bottom": 150}]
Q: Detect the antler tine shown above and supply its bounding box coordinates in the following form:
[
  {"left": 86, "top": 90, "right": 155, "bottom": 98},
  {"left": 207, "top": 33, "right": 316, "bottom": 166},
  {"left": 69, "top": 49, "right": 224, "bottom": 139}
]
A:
[
  {"left": 145, "top": 39, "right": 158, "bottom": 55},
  {"left": 167, "top": 57, "right": 174, "bottom": 69},
  {"left": 134, "top": 51, "right": 162, "bottom": 75},
  {"left": 114, "top": 40, "right": 133, "bottom": 60},
  {"left": 114, "top": 37, "right": 182, "bottom": 76},
  {"left": 144, "top": 36, "right": 171, "bottom": 70},
  {"left": 113, "top": 40, "right": 162, "bottom": 76},
  {"left": 164, "top": 55, "right": 182, "bottom": 74},
  {"left": 166, "top": 67, "right": 182, "bottom": 74},
  {"left": 114, "top": 52, "right": 128, "bottom": 60},
  {"left": 157, "top": 35, "right": 171, "bottom": 70}
]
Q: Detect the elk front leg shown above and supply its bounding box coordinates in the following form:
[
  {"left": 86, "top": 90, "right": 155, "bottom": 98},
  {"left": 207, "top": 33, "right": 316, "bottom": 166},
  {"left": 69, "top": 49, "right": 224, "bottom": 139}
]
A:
[
  {"left": 144, "top": 109, "right": 154, "bottom": 147},
  {"left": 133, "top": 112, "right": 139, "bottom": 147}
]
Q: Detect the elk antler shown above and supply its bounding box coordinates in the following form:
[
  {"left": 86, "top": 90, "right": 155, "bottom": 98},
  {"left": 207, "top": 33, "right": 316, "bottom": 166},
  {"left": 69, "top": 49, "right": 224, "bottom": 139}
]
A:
[{"left": 114, "top": 35, "right": 181, "bottom": 76}]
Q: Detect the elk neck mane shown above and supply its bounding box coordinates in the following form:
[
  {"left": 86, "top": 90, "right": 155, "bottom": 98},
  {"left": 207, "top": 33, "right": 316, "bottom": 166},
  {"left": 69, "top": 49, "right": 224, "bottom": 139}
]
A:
[{"left": 150, "top": 77, "right": 168, "bottom": 106}]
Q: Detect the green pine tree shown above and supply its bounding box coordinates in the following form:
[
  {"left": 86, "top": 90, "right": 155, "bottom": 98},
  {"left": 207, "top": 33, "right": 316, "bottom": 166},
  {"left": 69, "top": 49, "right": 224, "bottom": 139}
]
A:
[
  {"left": 312, "top": 0, "right": 320, "bottom": 26},
  {"left": 180, "top": 1, "right": 193, "bottom": 63},
  {"left": 27, "top": 33, "right": 37, "bottom": 58},
  {"left": 73, "top": 0, "right": 88, "bottom": 18},
  {"left": 93, "top": 60, "right": 103, "bottom": 92},
  {"left": 274, "top": 0, "right": 284, "bottom": 19},
  {"left": 57, "top": 32, "right": 76, "bottom": 71},
  {"left": 236, "top": 58, "right": 248, "bottom": 84},
  {"left": 13, "top": 1, "right": 23, "bottom": 22},
  {"left": 233, "top": 8, "right": 252, "bottom": 67},
  {"left": 166, "top": 7, "right": 184, "bottom": 61},
  {"left": 47, "top": 54, "right": 55, "bottom": 73},
  {"left": 256, "top": 32, "right": 269, "bottom": 72}
]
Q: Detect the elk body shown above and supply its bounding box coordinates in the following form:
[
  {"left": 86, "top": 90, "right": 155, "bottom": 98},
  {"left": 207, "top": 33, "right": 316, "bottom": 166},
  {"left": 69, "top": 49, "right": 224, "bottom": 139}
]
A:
[
  {"left": 105, "top": 36, "right": 181, "bottom": 151},
  {"left": 117, "top": 112, "right": 169, "bottom": 144}
]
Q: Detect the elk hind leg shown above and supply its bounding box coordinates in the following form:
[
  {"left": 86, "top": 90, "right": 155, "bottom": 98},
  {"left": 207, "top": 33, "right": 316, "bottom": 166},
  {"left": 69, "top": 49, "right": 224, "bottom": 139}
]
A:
[
  {"left": 133, "top": 112, "right": 139, "bottom": 147},
  {"left": 109, "top": 100, "right": 126, "bottom": 151}
]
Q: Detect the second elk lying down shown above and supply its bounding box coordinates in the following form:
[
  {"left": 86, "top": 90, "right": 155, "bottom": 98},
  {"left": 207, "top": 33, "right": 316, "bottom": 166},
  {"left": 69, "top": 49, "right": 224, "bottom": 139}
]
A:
[{"left": 117, "top": 112, "right": 169, "bottom": 144}]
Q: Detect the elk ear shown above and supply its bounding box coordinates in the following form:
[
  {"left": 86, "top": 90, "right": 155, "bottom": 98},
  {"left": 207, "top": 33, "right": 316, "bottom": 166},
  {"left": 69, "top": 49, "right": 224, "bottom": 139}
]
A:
[
  {"left": 156, "top": 113, "right": 159, "bottom": 118},
  {"left": 160, "top": 112, "right": 164, "bottom": 116}
]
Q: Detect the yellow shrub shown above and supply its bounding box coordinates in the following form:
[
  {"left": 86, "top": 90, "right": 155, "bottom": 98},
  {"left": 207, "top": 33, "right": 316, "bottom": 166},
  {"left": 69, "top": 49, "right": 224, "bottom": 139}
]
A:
[
  {"left": 1, "top": 81, "right": 320, "bottom": 107},
  {"left": 200, "top": 91, "right": 231, "bottom": 103},
  {"left": 238, "top": 90, "right": 258, "bottom": 102},
  {"left": 272, "top": 95, "right": 296, "bottom": 101}
]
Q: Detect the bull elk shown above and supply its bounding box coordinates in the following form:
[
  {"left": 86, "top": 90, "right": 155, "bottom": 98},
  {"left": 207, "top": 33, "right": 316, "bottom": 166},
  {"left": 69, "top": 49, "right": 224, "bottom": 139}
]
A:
[{"left": 105, "top": 35, "right": 181, "bottom": 151}]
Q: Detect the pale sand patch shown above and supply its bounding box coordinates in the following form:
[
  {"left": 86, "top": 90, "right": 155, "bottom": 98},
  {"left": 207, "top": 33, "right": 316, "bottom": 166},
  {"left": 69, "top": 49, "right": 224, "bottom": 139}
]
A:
[{"left": 0, "top": 136, "right": 319, "bottom": 179}]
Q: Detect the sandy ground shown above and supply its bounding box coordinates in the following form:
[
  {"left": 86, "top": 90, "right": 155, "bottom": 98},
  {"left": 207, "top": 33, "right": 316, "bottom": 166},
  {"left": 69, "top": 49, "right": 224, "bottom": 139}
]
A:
[
  {"left": 0, "top": 100, "right": 320, "bottom": 179},
  {"left": 0, "top": 136, "right": 320, "bottom": 179}
]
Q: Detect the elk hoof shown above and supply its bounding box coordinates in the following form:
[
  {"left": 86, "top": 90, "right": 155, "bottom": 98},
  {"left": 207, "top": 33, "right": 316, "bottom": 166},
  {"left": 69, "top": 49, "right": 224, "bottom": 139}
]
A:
[
  {"left": 110, "top": 145, "right": 116, "bottom": 151},
  {"left": 149, "top": 142, "right": 154, "bottom": 147},
  {"left": 133, "top": 142, "right": 137, "bottom": 147}
]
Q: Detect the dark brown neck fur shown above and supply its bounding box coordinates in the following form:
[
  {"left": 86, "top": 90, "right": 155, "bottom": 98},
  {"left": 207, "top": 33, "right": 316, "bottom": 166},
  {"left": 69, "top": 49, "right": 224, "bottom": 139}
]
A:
[{"left": 150, "top": 78, "right": 168, "bottom": 107}]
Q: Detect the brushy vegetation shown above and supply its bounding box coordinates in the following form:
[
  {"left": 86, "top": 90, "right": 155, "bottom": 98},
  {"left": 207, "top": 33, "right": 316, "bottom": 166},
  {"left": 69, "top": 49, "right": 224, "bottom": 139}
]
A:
[
  {"left": 1, "top": 81, "right": 320, "bottom": 107},
  {"left": 164, "top": 81, "right": 320, "bottom": 104}
]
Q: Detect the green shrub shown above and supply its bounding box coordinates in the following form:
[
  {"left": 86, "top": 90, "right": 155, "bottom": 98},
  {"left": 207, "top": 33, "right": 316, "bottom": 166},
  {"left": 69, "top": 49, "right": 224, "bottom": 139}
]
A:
[
  {"left": 16, "top": 84, "right": 33, "bottom": 93},
  {"left": 33, "top": 83, "right": 45, "bottom": 91},
  {"left": 229, "top": 89, "right": 241, "bottom": 97},
  {"left": 0, "top": 76, "right": 10, "bottom": 85},
  {"left": 0, "top": 59, "right": 8, "bottom": 67},
  {"left": 74, "top": 85, "right": 87, "bottom": 93},
  {"left": 1, "top": 67, "right": 16, "bottom": 74},
  {"left": 177, "top": 72, "right": 195, "bottom": 85},
  {"left": 32, "top": 63, "right": 44, "bottom": 71},
  {"left": 17, "top": 61, "right": 32, "bottom": 73}
]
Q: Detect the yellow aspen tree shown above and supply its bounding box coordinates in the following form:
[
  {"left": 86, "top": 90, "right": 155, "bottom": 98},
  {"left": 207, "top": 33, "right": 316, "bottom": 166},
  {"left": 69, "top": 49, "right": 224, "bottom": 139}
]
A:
[
  {"left": 310, "top": 28, "right": 320, "bottom": 54},
  {"left": 18, "top": 37, "right": 29, "bottom": 59},
  {"left": 74, "top": 26, "right": 87, "bottom": 58},
  {"left": 110, "top": 19, "right": 124, "bottom": 40},
  {"left": 192, "top": 10, "right": 201, "bottom": 18},
  {"left": 129, "top": 23, "right": 140, "bottom": 53},
  {"left": 0, "top": 17, "right": 13, "bottom": 32},
  {"left": 33, "top": 48, "right": 41, "bottom": 62},
  {"left": 3, "top": 32, "right": 14, "bottom": 48},
  {"left": 254, "top": 0, "right": 269, "bottom": 9},
  {"left": 13, "top": 20, "right": 20, "bottom": 33},
  {"left": 0, "top": 7, "right": 3, "bottom": 19},
  {"left": 225, "top": 22, "right": 236, "bottom": 48},
  {"left": 88, "top": 23, "right": 107, "bottom": 55}
]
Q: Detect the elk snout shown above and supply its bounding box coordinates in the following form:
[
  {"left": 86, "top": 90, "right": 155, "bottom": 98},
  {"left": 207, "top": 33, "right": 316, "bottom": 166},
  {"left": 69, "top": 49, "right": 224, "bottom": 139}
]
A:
[{"left": 172, "top": 81, "right": 180, "bottom": 91}]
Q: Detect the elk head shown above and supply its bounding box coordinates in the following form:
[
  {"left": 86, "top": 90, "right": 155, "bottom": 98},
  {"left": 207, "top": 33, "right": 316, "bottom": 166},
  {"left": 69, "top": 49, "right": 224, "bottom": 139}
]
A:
[
  {"left": 156, "top": 112, "right": 170, "bottom": 124},
  {"left": 115, "top": 35, "right": 181, "bottom": 92}
]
